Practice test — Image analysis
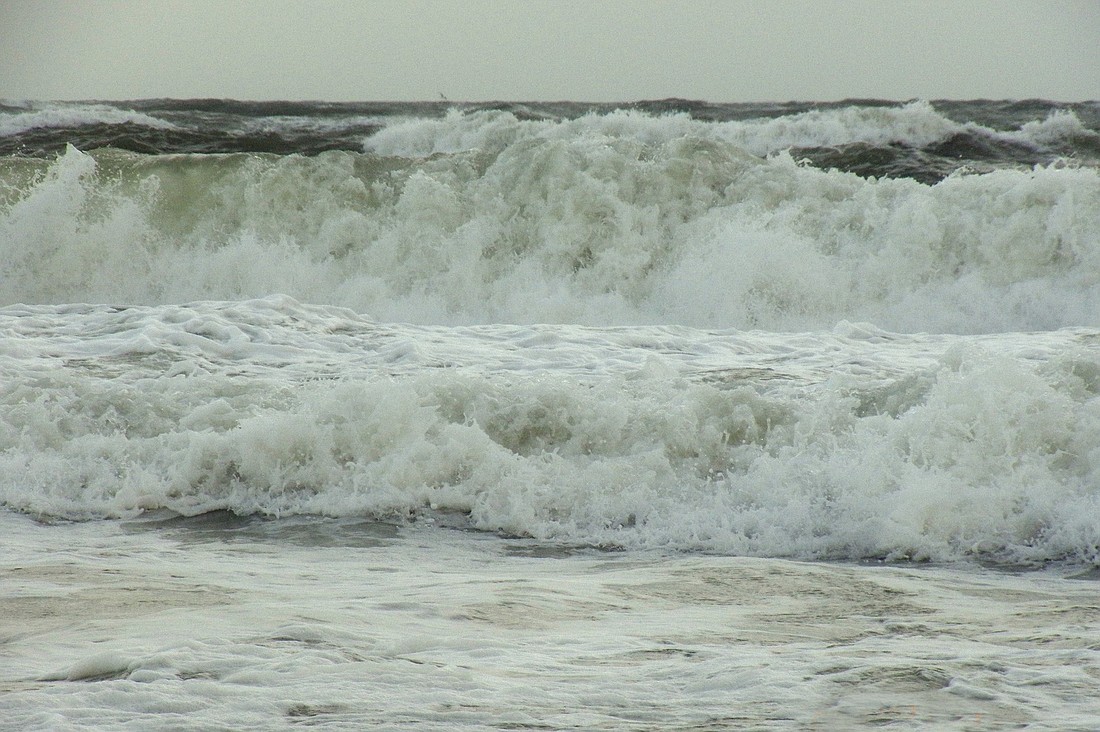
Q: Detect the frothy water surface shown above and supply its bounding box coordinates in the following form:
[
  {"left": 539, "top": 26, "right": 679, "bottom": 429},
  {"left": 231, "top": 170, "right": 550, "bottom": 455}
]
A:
[
  {"left": 2, "top": 98, "right": 1099, "bottom": 729},
  {"left": 4, "top": 513, "right": 1100, "bottom": 730}
]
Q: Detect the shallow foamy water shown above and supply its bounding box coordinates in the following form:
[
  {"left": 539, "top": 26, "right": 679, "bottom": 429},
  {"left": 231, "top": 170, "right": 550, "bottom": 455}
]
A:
[{"left": 3, "top": 511, "right": 1099, "bottom": 731}]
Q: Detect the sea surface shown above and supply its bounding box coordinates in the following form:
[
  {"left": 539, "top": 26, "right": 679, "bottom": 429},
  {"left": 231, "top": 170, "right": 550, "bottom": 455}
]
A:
[{"left": 2, "top": 98, "right": 1100, "bottom": 729}]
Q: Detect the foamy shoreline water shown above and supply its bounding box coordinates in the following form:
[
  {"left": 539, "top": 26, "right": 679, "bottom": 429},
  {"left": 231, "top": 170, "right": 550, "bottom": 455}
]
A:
[{"left": 4, "top": 511, "right": 1100, "bottom": 731}]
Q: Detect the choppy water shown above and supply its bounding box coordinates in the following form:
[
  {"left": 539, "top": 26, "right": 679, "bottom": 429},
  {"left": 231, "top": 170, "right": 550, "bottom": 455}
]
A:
[{"left": 2, "top": 98, "right": 1099, "bottom": 729}]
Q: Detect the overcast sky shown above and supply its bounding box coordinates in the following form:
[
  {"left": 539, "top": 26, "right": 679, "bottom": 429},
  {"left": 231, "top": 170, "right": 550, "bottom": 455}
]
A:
[{"left": 3, "top": 0, "right": 1098, "bottom": 102}]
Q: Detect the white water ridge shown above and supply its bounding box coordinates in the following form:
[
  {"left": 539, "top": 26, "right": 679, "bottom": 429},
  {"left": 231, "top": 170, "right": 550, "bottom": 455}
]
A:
[
  {"left": 2, "top": 297, "right": 1097, "bottom": 565},
  {"left": 2, "top": 112, "right": 1098, "bottom": 332}
]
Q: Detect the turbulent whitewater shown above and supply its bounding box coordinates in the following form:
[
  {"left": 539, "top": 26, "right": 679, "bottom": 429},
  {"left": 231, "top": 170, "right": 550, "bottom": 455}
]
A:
[
  {"left": 3, "top": 98, "right": 1100, "bottom": 731},
  {"left": 2, "top": 98, "right": 1100, "bottom": 565}
]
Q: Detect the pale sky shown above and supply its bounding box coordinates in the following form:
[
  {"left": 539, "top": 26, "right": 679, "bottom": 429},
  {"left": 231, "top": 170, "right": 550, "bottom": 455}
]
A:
[{"left": 3, "top": 0, "right": 1098, "bottom": 102}]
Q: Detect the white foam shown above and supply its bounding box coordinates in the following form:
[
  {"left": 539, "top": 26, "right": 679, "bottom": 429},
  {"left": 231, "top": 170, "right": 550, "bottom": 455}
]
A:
[
  {"left": 3, "top": 510, "right": 1100, "bottom": 730},
  {"left": 363, "top": 101, "right": 964, "bottom": 159},
  {"left": 2, "top": 298, "right": 1097, "bottom": 564},
  {"left": 1011, "top": 108, "right": 1099, "bottom": 148},
  {"left": 0, "top": 102, "right": 177, "bottom": 137},
  {"left": 2, "top": 140, "right": 1097, "bottom": 333},
  {"left": 2, "top": 109, "right": 1099, "bottom": 563},
  {"left": 365, "top": 103, "right": 1096, "bottom": 162}
]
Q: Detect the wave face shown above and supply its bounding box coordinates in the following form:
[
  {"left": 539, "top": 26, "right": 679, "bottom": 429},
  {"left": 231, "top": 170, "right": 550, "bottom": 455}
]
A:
[
  {"left": 2, "top": 99, "right": 1099, "bottom": 565},
  {"left": 2, "top": 105, "right": 1099, "bottom": 332}
]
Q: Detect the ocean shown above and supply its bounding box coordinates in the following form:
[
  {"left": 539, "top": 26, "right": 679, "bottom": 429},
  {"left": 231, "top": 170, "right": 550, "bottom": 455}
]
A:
[{"left": 1, "top": 98, "right": 1099, "bottom": 729}]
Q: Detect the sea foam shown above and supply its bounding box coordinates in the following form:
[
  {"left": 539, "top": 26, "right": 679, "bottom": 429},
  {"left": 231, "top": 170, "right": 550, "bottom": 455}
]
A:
[
  {"left": 2, "top": 298, "right": 1097, "bottom": 564},
  {"left": 2, "top": 106, "right": 1099, "bottom": 564},
  {"left": 1, "top": 128, "right": 1098, "bottom": 333}
]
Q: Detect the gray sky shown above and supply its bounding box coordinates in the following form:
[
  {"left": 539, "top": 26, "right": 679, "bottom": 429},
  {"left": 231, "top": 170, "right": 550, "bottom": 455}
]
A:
[{"left": 3, "top": 0, "right": 1098, "bottom": 102}]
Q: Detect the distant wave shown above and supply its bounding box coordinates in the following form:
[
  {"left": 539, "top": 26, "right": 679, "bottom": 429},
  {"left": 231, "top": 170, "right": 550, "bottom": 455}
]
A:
[{"left": 2, "top": 99, "right": 1098, "bottom": 180}]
